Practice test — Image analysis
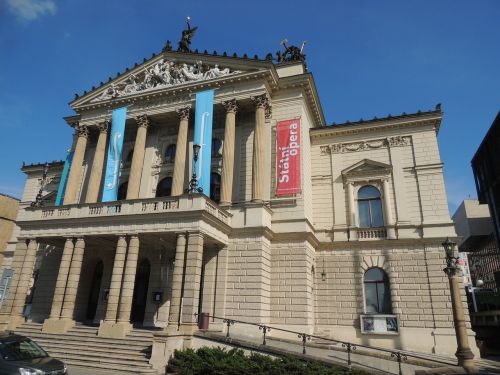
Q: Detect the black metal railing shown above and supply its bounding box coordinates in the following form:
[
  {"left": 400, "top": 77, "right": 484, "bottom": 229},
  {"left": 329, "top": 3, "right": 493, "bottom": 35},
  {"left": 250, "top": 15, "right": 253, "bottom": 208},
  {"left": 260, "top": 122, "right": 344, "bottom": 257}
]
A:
[{"left": 194, "top": 313, "right": 455, "bottom": 375}]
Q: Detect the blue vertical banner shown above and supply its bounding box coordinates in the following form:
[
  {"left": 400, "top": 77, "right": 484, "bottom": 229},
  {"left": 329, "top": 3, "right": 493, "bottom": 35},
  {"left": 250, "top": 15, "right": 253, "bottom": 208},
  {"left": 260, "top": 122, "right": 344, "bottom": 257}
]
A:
[
  {"left": 193, "top": 90, "right": 214, "bottom": 195},
  {"left": 55, "top": 150, "right": 73, "bottom": 206},
  {"left": 102, "top": 107, "right": 127, "bottom": 202}
]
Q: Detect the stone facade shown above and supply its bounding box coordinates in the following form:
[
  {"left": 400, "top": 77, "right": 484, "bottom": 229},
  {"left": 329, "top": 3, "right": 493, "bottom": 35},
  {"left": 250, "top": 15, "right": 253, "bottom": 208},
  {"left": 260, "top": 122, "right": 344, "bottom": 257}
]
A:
[{"left": 0, "top": 47, "right": 478, "bottom": 368}]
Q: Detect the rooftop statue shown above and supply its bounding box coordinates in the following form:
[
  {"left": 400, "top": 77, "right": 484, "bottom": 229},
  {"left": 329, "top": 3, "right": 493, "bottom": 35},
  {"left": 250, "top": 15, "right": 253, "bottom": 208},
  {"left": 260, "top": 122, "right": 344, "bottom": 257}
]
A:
[
  {"left": 277, "top": 39, "right": 306, "bottom": 63},
  {"left": 178, "top": 16, "right": 197, "bottom": 53}
]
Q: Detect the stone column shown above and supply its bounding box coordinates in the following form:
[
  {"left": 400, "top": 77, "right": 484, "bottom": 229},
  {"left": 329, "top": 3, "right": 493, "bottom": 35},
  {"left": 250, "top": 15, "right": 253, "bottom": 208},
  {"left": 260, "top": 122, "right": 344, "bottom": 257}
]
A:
[
  {"left": 42, "top": 238, "right": 76, "bottom": 333},
  {"left": 220, "top": 100, "right": 238, "bottom": 205},
  {"left": 49, "top": 238, "right": 74, "bottom": 319},
  {"left": 64, "top": 124, "right": 89, "bottom": 205},
  {"left": 7, "top": 239, "right": 37, "bottom": 329},
  {"left": 346, "top": 182, "right": 358, "bottom": 240},
  {"left": 167, "top": 233, "right": 187, "bottom": 332},
  {"left": 127, "top": 115, "right": 150, "bottom": 200},
  {"left": 171, "top": 108, "right": 190, "bottom": 196},
  {"left": 117, "top": 235, "right": 140, "bottom": 325},
  {"left": 85, "top": 121, "right": 110, "bottom": 203},
  {"left": 180, "top": 232, "right": 204, "bottom": 333},
  {"left": 251, "top": 95, "right": 270, "bottom": 202},
  {"left": 59, "top": 237, "right": 85, "bottom": 323},
  {"left": 104, "top": 236, "right": 127, "bottom": 322},
  {"left": 382, "top": 179, "right": 396, "bottom": 239},
  {"left": 99, "top": 235, "right": 128, "bottom": 338}
]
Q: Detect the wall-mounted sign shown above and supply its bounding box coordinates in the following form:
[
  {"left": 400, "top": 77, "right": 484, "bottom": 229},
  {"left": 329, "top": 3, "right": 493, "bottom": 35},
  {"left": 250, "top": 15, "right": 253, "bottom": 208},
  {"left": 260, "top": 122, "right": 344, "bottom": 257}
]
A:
[
  {"left": 360, "top": 314, "right": 399, "bottom": 334},
  {"left": 276, "top": 118, "right": 301, "bottom": 196}
]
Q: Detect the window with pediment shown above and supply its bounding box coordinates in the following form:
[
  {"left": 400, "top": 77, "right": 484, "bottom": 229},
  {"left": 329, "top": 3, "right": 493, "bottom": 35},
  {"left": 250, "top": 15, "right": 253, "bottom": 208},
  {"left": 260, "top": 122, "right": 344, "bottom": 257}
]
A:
[{"left": 358, "top": 185, "right": 384, "bottom": 228}]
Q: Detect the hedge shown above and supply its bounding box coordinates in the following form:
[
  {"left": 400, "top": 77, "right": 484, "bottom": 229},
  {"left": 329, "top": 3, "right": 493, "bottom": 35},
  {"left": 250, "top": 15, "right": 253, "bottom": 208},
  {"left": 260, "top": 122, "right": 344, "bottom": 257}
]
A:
[{"left": 166, "top": 346, "right": 367, "bottom": 375}]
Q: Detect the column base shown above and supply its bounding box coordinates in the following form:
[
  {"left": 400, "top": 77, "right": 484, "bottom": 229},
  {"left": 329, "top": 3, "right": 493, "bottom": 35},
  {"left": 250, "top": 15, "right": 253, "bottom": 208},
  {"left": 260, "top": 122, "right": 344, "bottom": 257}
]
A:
[
  {"left": 179, "top": 322, "right": 198, "bottom": 335},
  {"left": 150, "top": 331, "right": 188, "bottom": 372},
  {"left": 0, "top": 314, "right": 25, "bottom": 332},
  {"left": 98, "top": 321, "right": 132, "bottom": 339},
  {"left": 42, "top": 318, "right": 75, "bottom": 334}
]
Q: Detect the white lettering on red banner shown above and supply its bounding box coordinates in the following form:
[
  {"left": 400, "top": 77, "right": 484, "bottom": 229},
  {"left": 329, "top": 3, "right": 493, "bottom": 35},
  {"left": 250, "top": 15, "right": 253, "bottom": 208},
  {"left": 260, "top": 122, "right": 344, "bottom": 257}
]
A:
[{"left": 276, "top": 118, "right": 301, "bottom": 196}]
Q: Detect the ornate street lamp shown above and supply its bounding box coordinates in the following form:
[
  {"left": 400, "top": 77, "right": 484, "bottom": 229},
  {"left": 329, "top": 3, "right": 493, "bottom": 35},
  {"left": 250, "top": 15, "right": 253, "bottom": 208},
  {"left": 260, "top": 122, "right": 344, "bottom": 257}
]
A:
[
  {"left": 442, "top": 237, "right": 477, "bottom": 374},
  {"left": 186, "top": 144, "right": 203, "bottom": 193},
  {"left": 31, "top": 162, "right": 49, "bottom": 207}
]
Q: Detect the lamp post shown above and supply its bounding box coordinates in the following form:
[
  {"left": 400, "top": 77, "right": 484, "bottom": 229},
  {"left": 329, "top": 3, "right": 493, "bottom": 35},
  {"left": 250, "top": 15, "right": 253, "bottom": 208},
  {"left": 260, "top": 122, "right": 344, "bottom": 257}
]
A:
[
  {"left": 31, "top": 162, "right": 49, "bottom": 207},
  {"left": 186, "top": 144, "right": 203, "bottom": 193},
  {"left": 442, "top": 237, "right": 477, "bottom": 374}
]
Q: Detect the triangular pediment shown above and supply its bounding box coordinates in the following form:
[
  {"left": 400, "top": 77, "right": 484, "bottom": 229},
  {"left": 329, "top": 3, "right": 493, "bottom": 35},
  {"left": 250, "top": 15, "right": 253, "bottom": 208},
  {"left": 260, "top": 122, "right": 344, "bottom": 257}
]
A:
[
  {"left": 72, "top": 51, "right": 271, "bottom": 108},
  {"left": 342, "top": 159, "right": 392, "bottom": 177}
]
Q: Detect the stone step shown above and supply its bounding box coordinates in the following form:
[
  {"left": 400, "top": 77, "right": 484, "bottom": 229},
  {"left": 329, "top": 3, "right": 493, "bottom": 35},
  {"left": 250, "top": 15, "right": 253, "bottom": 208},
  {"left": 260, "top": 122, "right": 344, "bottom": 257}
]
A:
[
  {"left": 15, "top": 329, "right": 152, "bottom": 346},
  {"left": 60, "top": 358, "right": 157, "bottom": 374},
  {"left": 34, "top": 341, "right": 150, "bottom": 359},
  {"left": 23, "top": 335, "right": 151, "bottom": 352},
  {"left": 44, "top": 347, "right": 151, "bottom": 366}
]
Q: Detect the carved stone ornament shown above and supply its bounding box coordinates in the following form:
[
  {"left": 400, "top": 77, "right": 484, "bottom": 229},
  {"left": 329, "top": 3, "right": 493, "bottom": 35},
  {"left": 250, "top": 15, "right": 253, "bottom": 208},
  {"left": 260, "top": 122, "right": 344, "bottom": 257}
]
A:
[
  {"left": 326, "top": 136, "right": 411, "bottom": 154},
  {"left": 223, "top": 99, "right": 238, "bottom": 114},
  {"left": 136, "top": 114, "right": 150, "bottom": 128},
  {"left": 91, "top": 59, "right": 241, "bottom": 103},
  {"left": 97, "top": 120, "right": 110, "bottom": 133},
  {"left": 387, "top": 136, "right": 411, "bottom": 147},
  {"left": 74, "top": 124, "right": 89, "bottom": 138},
  {"left": 176, "top": 107, "right": 190, "bottom": 121},
  {"left": 251, "top": 94, "right": 272, "bottom": 118},
  {"left": 319, "top": 145, "right": 331, "bottom": 155}
]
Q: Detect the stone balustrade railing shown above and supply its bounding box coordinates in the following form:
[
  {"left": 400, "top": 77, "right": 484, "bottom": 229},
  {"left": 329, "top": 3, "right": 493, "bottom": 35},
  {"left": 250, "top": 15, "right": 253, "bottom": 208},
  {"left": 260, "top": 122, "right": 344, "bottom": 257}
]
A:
[
  {"left": 19, "top": 195, "right": 230, "bottom": 225},
  {"left": 357, "top": 227, "right": 387, "bottom": 240}
]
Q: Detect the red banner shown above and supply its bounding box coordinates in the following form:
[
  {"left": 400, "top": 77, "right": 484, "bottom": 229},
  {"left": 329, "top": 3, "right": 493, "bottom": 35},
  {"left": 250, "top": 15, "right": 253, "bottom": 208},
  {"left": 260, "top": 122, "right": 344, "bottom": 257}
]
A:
[{"left": 276, "top": 118, "right": 301, "bottom": 196}]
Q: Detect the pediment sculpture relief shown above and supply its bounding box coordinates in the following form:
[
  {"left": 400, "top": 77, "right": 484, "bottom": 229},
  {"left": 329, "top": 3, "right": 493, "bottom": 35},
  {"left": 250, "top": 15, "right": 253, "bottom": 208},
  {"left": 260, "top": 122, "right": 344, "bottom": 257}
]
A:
[{"left": 92, "top": 59, "right": 241, "bottom": 102}]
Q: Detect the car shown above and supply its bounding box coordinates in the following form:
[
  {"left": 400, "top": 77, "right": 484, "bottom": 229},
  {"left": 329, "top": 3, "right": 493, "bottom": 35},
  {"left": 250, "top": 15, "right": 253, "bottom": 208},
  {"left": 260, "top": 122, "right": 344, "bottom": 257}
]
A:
[{"left": 0, "top": 333, "right": 67, "bottom": 375}]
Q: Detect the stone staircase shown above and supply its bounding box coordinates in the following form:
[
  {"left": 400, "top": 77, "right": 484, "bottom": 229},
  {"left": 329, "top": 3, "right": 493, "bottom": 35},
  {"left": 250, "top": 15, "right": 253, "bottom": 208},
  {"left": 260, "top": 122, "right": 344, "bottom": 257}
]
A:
[{"left": 15, "top": 322, "right": 157, "bottom": 374}]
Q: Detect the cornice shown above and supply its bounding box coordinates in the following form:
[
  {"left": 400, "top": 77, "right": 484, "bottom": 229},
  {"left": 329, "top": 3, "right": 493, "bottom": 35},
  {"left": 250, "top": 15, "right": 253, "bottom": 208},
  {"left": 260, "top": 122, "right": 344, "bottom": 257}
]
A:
[
  {"left": 274, "top": 72, "right": 325, "bottom": 128},
  {"left": 310, "top": 112, "right": 442, "bottom": 141}
]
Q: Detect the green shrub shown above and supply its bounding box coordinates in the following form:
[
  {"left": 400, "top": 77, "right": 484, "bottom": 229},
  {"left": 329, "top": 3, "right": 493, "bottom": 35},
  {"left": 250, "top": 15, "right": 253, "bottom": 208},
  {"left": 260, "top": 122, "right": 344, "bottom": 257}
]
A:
[{"left": 166, "top": 346, "right": 366, "bottom": 375}]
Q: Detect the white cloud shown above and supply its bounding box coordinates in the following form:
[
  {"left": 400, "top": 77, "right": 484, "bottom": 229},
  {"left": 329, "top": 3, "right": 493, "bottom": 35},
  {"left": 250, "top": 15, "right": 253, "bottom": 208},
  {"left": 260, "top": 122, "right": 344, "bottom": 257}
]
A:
[{"left": 6, "top": 0, "right": 57, "bottom": 21}]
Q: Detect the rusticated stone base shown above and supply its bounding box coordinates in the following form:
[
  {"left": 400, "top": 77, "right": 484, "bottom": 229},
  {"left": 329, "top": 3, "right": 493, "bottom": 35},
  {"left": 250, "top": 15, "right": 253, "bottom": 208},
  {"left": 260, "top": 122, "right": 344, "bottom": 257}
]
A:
[{"left": 98, "top": 321, "right": 133, "bottom": 339}]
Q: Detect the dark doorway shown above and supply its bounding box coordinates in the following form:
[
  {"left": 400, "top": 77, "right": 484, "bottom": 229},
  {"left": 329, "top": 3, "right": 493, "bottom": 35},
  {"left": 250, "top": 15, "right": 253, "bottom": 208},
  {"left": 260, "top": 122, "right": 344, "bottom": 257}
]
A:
[
  {"left": 86, "top": 260, "right": 103, "bottom": 321},
  {"left": 131, "top": 258, "right": 150, "bottom": 324}
]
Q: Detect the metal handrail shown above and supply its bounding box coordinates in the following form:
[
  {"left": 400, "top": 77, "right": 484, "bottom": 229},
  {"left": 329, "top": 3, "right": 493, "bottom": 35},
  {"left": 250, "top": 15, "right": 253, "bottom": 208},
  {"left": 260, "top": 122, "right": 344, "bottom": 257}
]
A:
[{"left": 195, "top": 313, "right": 458, "bottom": 375}]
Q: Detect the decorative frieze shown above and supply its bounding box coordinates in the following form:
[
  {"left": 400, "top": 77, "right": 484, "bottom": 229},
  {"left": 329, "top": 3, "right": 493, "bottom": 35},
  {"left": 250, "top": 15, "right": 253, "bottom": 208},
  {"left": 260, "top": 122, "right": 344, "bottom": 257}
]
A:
[
  {"left": 92, "top": 59, "right": 241, "bottom": 102},
  {"left": 320, "top": 136, "right": 411, "bottom": 155}
]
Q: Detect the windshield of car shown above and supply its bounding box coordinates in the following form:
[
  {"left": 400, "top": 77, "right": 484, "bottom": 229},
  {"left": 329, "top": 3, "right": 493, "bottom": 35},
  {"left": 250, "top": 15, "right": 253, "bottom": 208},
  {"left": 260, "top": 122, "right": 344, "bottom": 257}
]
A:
[{"left": 0, "top": 338, "right": 49, "bottom": 361}]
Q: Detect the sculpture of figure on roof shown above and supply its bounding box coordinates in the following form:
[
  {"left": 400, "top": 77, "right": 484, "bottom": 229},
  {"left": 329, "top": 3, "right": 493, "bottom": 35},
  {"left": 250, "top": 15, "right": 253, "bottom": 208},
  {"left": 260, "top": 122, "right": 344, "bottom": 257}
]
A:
[
  {"left": 178, "top": 16, "right": 197, "bottom": 53},
  {"left": 204, "top": 64, "right": 231, "bottom": 80},
  {"left": 181, "top": 63, "right": 203, "bottom": 80},
  {"left": 162, "top": 40, "right": 172, "bottom": 52},
  {"left": 278, "top": 39, "right": 306, "bottom": 62}
]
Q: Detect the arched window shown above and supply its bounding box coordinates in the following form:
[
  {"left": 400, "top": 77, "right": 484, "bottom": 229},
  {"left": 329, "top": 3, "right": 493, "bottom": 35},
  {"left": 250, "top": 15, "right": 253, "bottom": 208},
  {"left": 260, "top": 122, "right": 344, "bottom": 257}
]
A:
[
  {"left": 364, "top": 268, "right": 391, "bottom": 314},
  {"left": 117, "top": 181, "right": 128, "bottom": 200},
  {"left": 164, "top": 144, "right": 176, "bottom": 163},
  {"left": 212, "top": 138, "right": 223, "bottom": 158},
  {"left": 210, "top": 172, "right": 221, "bottom": 203},
  {"left": 156, "top": 177, "right": 172, "bottom": 197},
  {"left": 358, "top": 185, "right": 383, "bottom": 228}
]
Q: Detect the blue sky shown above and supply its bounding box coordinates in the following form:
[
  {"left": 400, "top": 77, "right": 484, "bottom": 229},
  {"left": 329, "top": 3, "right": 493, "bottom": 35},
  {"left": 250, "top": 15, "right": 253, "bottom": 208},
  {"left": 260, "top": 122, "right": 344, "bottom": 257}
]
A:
[{"left": 1, "top": 0, "right": 499, "bottom": 214}]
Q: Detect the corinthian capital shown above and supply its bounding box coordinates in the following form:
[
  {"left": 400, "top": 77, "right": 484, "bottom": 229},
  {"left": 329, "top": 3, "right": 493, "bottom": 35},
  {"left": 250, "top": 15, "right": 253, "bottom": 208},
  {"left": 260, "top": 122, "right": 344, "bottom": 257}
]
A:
[
  {"left": 73, "top": 123, "right": 89, "bottom": 138},
  {"left": 97, "top": 120, "right": 110, "bottom": 133},
  {"left": 251, "top": 94, "right": 272, "bottom": 119},
  {"left": 176, "top": 106, "right": 191, "bottom": 121},
  {"left": 136, "top": 114, "right": 150, "bottom": 129},
  {"left": 223, "top": 99, "right": 238, "bottom": 114}
]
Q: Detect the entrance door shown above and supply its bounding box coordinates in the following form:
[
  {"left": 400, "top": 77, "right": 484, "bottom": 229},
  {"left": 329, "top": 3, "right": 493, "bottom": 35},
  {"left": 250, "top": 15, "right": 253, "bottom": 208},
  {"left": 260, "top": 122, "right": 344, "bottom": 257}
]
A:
[
  {"left": 131, "top": 258, "right": 150, "bottom": 325},
  {"left": 86, "top": 260, "right": 103, "bottom": 321}
]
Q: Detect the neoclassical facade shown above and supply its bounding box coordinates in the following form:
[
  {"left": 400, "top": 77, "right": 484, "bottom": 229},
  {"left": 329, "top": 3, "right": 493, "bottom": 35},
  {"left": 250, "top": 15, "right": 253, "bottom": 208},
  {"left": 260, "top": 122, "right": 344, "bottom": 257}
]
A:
[{"left": 0, "top": 47, "right": 478, "bottom": 366}]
